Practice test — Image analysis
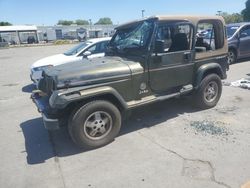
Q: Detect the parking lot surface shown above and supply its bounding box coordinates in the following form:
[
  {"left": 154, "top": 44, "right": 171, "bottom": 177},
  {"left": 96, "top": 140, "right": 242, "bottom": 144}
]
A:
[{"left": 0, "top": 45, "right": 250, "bottom": 188}]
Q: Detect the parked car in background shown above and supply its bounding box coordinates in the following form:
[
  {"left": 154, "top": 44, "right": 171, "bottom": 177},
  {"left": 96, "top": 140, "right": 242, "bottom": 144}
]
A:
[
  {"left": 227, "top": 22, "right": 250, "bottom": 64},
  {"left": 196, "top": 29, "right": 212, "bottom": 38},
  {"left": 27, "top": 36, "right": 37, "bottom": 44},
  {"left": 30, "top": 37, "right": 111, "bottom": 83}
]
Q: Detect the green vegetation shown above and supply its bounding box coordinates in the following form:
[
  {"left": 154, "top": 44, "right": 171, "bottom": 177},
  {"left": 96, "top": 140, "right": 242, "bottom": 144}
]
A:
[
  {"left": 0, "top": 21, "right": 12, "bottom": 26},
  {"left": 220, "top": 12, "right": 243, "bottom": 24},
  {"left": 57, "top": 20, "right": 74, "bottom": 26},
  {"left": 57, "top": 17, "right": 113, "bottom": 26},
  {"left": 216, "top": 0, "right": 249, "bottom": 24},
  {"left": 57, "top": 19, "right": 89, "bottom": 26},
  {"left": 75, "top": 19, "right": 89, "bottom": 25},
  {"left": 53, "top": 40, "right": 71, "bottom": 45},
  {"left": 242, "top": 0, "right": 250, "bottom": 21},
  {"left": 94, "top": 17, "right": 113, "bottom": 25}
]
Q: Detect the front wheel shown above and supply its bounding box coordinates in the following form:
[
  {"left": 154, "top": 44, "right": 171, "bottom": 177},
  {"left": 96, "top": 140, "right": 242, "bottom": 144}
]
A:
[
  {"left": 194, "top": 74, "right": 222, "bottom": 109},
  {"left": 68, "top": 100, "right": 121, "bottom": 149}
]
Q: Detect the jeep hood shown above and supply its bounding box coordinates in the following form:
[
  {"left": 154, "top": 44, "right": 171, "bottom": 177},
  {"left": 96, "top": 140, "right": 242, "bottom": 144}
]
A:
[{"left": 43, "top": 56, "right": 135, "bottom": 89}]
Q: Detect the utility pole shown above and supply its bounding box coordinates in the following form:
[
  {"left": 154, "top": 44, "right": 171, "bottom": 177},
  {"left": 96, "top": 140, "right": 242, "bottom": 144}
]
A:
[
  {"left": 217, "top": 10, "right": 222, "bottom": 16},
  {"left": 89, "top": 19, "right": 92, "bottom": 29},
  {"left": 141, "top": 10, "right": 145, "bottom": 18},
  {"left": 88, "top": 19, "right": 92, "bottom": 38}
]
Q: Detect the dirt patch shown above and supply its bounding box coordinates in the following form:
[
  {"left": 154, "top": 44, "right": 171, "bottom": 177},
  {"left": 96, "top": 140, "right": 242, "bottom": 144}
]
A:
[
  {"left": 233, "top": 96, "right": 243, "bottom": 102},
  {"left": 2, "top": 83, "right": 19, "bottom": 87}
]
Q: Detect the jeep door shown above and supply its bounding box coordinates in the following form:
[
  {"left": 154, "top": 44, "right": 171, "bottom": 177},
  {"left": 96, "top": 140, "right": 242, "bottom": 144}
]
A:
[
  {"left": 239, "top": 25, "right": 250, "bottom": 58},
  {"left": 149, "top": 21, "right": 195, "bottom": 92}
]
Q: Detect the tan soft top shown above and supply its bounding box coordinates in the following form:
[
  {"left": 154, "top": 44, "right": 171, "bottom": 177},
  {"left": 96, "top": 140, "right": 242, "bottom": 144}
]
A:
[{"left": 116, "top": 15, "right": 225, "bottom": 29}]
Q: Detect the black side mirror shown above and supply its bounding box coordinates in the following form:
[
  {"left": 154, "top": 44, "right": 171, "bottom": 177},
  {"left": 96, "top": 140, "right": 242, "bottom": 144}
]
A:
[
  {"left": 154, "top": 40, "right": 165, "bottom": 53},
  {"left": 240, "top": 32, "right": 248, "bottom": 38}
]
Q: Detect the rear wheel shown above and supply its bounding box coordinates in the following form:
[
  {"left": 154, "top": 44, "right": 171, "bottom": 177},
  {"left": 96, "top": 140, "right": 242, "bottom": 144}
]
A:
[
  {"left": 194, "top": 74, "right": 222, "bottom": 109},
  {"left": 68, "top": 100, "right": 121, "bottom": 148},
  {"left": 227, "top": 49, "right": 236, "bottom": 65}
]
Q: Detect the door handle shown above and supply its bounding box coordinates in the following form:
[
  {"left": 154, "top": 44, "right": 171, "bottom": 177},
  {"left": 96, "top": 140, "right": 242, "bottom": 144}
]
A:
[{"left": 184, "top": 52, "right": 191, "bottom": 61}]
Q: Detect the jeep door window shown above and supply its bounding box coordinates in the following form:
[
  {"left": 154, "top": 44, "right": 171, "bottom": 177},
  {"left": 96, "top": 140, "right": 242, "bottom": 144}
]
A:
[
  {"left": 196, "top": 21, "right": 224, "bottom": 53},
  {"left": 109, "top": 20, "right": 154, "bottom": 53},
  {"left": 156, "top": 22, "right": 193, "bottom": 53}
]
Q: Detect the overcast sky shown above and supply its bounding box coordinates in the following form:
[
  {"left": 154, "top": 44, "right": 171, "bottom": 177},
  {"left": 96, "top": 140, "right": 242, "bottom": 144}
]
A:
[{"left": 0, "top": 0, "right": 247, "bottom": 25}]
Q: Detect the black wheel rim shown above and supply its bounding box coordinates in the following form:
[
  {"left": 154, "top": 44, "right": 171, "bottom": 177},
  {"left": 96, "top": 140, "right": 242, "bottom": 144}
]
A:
[{"left": 83, "top": 111, "right": 112, "bottom": 140}]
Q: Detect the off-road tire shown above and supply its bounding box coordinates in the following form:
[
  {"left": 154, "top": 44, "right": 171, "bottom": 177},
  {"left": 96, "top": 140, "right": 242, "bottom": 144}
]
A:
[
  {"left": 68, "top": 100, "right": 121, "bottom": 149},
  {"left": 194, "top": 74, "right": 222, "bottom": 109}
]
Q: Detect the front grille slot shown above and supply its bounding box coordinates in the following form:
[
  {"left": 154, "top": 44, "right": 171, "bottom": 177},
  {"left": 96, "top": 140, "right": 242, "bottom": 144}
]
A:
[{"left": 38, "top": 74, "right": 56, "bottom": 95}]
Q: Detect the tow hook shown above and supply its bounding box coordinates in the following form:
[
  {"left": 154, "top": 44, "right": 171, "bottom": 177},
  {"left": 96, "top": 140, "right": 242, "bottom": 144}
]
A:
[{"left": 31, "top": 90, "right": 47, "bottom": 99}]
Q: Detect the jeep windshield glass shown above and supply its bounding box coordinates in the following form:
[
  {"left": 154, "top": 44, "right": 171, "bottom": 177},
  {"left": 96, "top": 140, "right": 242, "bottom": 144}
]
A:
[
  {"left": 64, "top": 42, "right": 91, "bottom": 56},
  {"left": 109, "top": 20, "right": 154, "bottom": 53},
  {"left": 226, "top": 26, "right": 239, "bottom": 38}
]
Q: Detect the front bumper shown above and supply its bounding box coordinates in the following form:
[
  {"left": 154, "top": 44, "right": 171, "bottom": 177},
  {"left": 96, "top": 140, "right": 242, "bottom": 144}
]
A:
[{"left": 31, "top": 93, "right": 60, "bottom": 130}]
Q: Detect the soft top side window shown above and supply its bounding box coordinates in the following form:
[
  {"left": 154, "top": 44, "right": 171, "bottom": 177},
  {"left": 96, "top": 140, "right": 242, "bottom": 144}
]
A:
[
  {"left": 156, "top": 21, "right": 193, "bottom": 53},
  {"left": 196, "top": 20, "right": 224, "bottom": 53}
]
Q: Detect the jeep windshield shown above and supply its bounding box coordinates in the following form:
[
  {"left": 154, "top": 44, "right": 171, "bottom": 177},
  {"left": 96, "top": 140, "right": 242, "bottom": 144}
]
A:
[
  {"left": 64, "top": 42, "right": 91, "bottom": 56},
  {"left": 226, "top": 26, "right": 239, "bottom": 38},
  {"left": 108, "top": 20, "right": 154, "bottom": 55}
]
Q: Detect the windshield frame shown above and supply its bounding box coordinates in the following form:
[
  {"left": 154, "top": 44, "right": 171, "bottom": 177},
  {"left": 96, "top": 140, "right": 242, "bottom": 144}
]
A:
[
  {"left": 63, "top": 41, "right": 91, "bottom": 56},
  {"left": 109, "top": 19, "right": 156, "bottom": 55}
]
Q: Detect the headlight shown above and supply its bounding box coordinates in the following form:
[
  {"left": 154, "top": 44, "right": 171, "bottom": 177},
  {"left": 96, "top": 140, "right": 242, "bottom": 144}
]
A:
[{"left": 33, "top": 65, "right": 53, "bottom": 72}]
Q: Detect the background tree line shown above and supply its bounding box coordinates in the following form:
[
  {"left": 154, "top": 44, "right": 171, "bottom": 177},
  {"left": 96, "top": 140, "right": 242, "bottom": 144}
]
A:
[
  {"left": 0, "top": 22, "right": 12, "bottom": 26},
  {"left": 215, "top": 0, "right": 250, "bottom": 23},
  {"left": 57, "top": 17, "right": 113, "bottom": 26}
]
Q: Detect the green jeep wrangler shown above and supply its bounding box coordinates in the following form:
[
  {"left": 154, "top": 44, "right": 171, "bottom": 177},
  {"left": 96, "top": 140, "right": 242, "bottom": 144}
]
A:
[{"left": 32, "top": 16, "right": 228, "bottom": 148}]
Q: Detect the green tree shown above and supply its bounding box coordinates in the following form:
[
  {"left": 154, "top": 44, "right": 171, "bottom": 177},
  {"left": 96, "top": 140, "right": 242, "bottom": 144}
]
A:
[
  {"left": 95, "top": 17, "right": 113, "bottom": 25},
  {"left": 0, "top": 21, "right": 12, "bottom": 26},
  {"left": 75, "top": 19, "right": 89, "bottom": 25},
  {"left": 242, "top": 0, "right": 250, "bottom": 21},
  {"left": 220, "top": 12, "right": 243, "bottom": 24},
  {"left": 57, "top": 20, "right": 74, "bottom": 25}
]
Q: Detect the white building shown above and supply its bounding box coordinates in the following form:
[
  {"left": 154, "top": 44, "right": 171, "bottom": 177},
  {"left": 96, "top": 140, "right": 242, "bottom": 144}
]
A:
[
  {"left": 0, "top": 24, "right": 116, "bottom": 45},
  {"left": 37, "top": 25, "right": 116, "bottom": 41},
  {"left": 0, "top": 25, "right": 38, "bottom": 44}
]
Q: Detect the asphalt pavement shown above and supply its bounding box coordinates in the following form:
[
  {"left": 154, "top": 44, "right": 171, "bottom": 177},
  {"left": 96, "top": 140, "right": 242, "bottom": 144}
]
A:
[{"left": 0, "top": 45, "right": 250, "bottom": 188}]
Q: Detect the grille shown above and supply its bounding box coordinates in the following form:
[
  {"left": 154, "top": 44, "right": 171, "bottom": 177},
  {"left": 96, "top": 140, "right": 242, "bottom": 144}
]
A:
[{"left": 38, "top": 74, "right": 56, "bottom": 95}]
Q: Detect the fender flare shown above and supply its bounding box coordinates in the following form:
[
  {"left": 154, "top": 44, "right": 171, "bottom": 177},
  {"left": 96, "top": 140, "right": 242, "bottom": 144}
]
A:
[
  {"left": 49, "top": 86, "right": 128, "bottom": 110},
  {"left": 194, "top": 63, "right": 223, "bottom": 89}
]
